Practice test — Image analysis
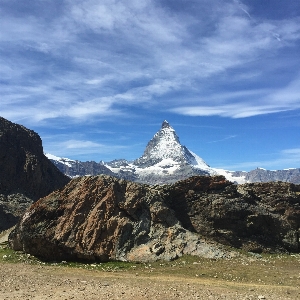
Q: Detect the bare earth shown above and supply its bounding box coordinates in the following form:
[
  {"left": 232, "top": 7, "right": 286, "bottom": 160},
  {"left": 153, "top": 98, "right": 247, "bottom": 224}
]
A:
[{"left": 0, "top": 260, "right": 299, "bottom": 300}]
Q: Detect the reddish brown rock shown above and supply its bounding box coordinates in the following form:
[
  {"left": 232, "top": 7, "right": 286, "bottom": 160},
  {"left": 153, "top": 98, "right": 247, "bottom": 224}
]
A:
[{"left": 9, "top": 175, "right": 227, "bottom": 262}]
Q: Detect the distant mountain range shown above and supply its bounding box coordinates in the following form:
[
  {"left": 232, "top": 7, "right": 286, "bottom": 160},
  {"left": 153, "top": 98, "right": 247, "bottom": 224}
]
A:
[{"left": 46, "top": 120, "right": 300, "bottom": 185}]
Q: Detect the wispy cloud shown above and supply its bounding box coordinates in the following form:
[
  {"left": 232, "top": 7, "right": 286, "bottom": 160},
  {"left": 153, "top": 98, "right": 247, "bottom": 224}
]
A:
[
  {"left": 44, "top": 138, "right": 128, "bottom": 160},
  {"left": 170, "top": 76, "right": 300, "bottom": 118},
  {"left": 1, "top": 0, "right": 300, "bottom": 126},
  {"left": 208, "top": 135, "right": 237, "bottom": 143}
]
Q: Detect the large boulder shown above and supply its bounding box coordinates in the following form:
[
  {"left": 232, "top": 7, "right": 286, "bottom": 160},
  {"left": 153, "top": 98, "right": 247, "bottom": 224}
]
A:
[
  {"left": 9, "top": 175, "right": 228, "bottom": 262},
  {"left": 9, "top": 175, "right": 300, "bottom": 262},
  {"left": 0, "top": 117, "right": 70, "bottom": 231}
]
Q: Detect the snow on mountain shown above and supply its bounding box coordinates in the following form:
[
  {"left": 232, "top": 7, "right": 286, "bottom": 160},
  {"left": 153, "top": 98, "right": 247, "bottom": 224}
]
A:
[
  {"left": 134, "top": 120, "right": 187, "bottom": 164},
  {"left": 188, "top": 150, "right": 217, "bottom": 173},
  {"left": 132, "top": 120, "right": 215, "bottom": 173},
  {"left": 45, "top": 153, "right": 76, "bottom": 167},
  {"left": 45, "top": 153, "right": 114, "bottom": 178},
  {"left": 99, "top": 120, "right": 217, "bottom": 184},
  {"left": 45, "top": 121, "right": 300, "bottom": 185},
  {"left": 213, "top": 168, "right": 247, "bottom": 184}
]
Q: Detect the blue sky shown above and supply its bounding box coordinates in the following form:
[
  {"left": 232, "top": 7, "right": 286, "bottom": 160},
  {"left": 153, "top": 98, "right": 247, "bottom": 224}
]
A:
[{"left": 1, "top": 0, "right": 300, "bottom": 171}]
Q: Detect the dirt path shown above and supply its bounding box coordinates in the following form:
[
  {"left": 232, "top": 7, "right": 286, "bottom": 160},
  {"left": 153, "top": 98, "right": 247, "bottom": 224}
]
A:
[{"left": 0, "top": 262, "right": 299, "bottom": 300}]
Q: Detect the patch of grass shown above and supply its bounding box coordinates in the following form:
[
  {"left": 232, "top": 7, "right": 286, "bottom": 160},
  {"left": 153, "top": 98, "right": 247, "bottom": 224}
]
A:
[
  {"left": 0, "top": 242, "right": 40, "bottom": 264},
  {"left": 0, "top": 243, "right": 136, "bottom": 271}
]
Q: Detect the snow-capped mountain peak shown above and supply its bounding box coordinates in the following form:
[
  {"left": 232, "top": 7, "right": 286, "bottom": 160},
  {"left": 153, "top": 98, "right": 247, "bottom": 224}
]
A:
[{"left": 134, "top": 120, "right": 211, "bottom": 172}]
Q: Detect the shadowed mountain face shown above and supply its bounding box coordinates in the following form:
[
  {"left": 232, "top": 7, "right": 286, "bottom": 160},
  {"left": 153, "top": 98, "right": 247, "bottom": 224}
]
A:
[
  {"left": 9, "top": 175, "right": 300, "bottom": 262},
  {"left": 0, "top": 117, "right": 70, "bottom": 231}
]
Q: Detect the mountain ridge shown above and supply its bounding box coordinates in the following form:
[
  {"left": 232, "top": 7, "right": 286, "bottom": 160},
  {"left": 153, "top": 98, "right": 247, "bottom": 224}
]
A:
[{"left": 46, "top": 120, "right": 300, "bottom": 184}]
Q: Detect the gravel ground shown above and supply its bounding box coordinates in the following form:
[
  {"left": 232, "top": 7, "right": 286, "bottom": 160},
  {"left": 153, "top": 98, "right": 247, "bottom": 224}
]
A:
[
  {"left": 1, "top": 229, "right": 299, "bottom": 300},
  {"left": 0, "top": 262, "right": 299, "bottom": 300}
]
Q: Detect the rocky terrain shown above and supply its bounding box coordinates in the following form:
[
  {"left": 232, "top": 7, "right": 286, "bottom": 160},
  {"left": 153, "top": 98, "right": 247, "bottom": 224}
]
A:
[
  {"left": 163, "top": 177, "right": 300, "bottom": 253},
  {"left": 0, "top": 117, "right": 70, "bottom": 231},
  {"left": 9, "top": 175, "right": 300, "bottom": 262}
]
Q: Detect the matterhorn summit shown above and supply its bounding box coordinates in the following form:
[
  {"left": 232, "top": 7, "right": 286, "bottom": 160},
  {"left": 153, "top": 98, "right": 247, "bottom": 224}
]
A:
[
  {"left": 134, "top": 120, "right": 213, "bottom": 172},
  {"left": 135, "top": 120, "right": 189, "bottom": 166}
]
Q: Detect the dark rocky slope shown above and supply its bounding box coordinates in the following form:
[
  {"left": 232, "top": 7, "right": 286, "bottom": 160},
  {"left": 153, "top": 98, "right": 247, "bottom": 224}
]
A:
[
  {"left": 0, "top": 117, "right": 70, "bottom": 231},
  {"left": 163, "top": 176, "right": 300, "bottom": 253},
  {"left": 9, "top": 175, "right": 300, "bottom": 262}
]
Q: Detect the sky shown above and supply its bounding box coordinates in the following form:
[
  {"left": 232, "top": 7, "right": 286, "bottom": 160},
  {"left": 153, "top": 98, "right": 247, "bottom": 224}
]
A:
[{"left": 1, "top": 0, "right": 300, "bottom": 171}]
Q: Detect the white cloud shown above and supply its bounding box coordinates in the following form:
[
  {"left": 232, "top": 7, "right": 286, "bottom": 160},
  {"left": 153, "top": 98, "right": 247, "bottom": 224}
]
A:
[
  {"left": 281, "top": 148, "right": 300, "bottom": 159},
  {"left": 208, "top": 135, "right": 237, "bottom": 143},
  {"left": 44, "top": 138, "right": 128, "bottom": 159},
  {"left": 170, "top": 75, "right": 300, "bottom": 118},
  {"left": 171, "top": 103, "right": 292, "bottom": 118},
  {"left": 1, "top": 0, "right": 300, "bottom": 125}
]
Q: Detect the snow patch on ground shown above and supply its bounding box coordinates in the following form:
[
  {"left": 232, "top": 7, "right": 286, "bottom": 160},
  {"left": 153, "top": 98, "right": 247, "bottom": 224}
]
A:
[{"left": 213, "top": 168, "right": 247, "bottom": 184}]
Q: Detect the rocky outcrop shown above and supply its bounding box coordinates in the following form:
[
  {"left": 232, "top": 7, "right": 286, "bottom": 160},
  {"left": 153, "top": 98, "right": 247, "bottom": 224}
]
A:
[
  {"left": 9, "top": 175, "right": 299, "bottom": 262},
  {"left": 8, "top": 175, "right": 229, "bottom": 262},
  {"left": 0, "top": 117, "right": 70, "bottom": 231}
]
